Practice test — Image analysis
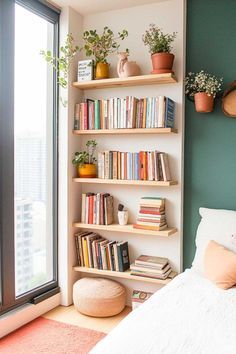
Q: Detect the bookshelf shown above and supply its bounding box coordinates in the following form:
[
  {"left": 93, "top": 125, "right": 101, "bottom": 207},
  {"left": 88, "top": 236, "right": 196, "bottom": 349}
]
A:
[
  {"left": 72, "top": 73, "right": 177, "bottom": 90},
  {"left": 73, "top": 128, "right": 178, "bottom": 135},
  {"left": 73, "top": 222, "right": 177, "bottom": 237},
  {"left": 73, "top": 178, "right": 178, "bottom": 187},
  {"left": 73, "top": 266, "right": 177, "bottom": 285}
]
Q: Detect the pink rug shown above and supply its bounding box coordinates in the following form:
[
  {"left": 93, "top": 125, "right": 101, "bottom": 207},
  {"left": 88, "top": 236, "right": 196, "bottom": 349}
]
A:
[{"left": 0, "top": 317, "right": 106, "bottom": 353}]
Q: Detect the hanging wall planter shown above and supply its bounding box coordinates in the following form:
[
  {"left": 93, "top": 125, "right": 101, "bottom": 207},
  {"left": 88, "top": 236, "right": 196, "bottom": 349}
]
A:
[
  {"left": 222, "top": 81, "right": 236, "bottom": 117},
  {"left": 194, "top": 92, "right": 214, "bottom": 113}
]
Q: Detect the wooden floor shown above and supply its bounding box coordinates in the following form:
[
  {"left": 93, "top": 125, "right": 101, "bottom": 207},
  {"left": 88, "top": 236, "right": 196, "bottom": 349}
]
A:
[{"left": 44, "top": 305, "right": 131, "bottom": 334}]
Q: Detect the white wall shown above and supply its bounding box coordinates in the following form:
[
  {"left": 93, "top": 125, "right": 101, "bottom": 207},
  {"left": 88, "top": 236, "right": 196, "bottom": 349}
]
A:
[{"left": 60, "top": 0, "right": 186, "bottom": 305}]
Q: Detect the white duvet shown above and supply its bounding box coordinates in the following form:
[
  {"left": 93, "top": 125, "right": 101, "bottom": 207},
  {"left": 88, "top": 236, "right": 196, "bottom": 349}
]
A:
[{"left": 90, "top": 270, "right": 236, "bottom": 354}]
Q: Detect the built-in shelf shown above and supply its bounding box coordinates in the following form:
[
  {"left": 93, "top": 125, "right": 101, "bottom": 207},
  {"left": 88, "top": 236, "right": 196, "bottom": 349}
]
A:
[
  {"left": 73, "top": 222, "right": 177, "bottom": 237},
  {"left": 72, "top": 73, "right": 177, "bottom": 90},
  {"left": 73, "top": 266, "right": 177, "bottom": 285},
  {"left": 73, "top": 128, "right": 177, "bottom": 135},
  {"left": 73, "top": 178, "right": 178, "bottom": 187}
]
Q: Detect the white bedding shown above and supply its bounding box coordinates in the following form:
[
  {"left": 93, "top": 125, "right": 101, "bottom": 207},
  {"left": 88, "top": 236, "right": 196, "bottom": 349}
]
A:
[{"left": 90, "top": 270, "right": 236, "bottom": 354}]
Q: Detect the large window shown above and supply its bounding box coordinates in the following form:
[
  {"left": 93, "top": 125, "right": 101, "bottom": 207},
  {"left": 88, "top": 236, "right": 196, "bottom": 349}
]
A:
[{"left": 0, "top": 0, "right": 59, "bottom": 314}]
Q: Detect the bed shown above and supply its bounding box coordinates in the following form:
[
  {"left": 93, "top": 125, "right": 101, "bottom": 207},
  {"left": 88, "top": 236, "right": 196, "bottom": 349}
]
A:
[{"left": 91, "top": 208, "right": 236, "bottom": 354}]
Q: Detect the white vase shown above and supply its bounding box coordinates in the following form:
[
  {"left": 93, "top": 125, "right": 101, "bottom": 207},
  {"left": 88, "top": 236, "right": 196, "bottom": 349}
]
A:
[{"left": 118, "top": 210, "right": 129, "bottom": 226}]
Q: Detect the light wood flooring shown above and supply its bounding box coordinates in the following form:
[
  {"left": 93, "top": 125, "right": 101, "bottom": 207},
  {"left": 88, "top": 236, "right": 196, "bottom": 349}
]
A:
[{"left": 44, "top": 305, "right": 131, "bottom": 334}]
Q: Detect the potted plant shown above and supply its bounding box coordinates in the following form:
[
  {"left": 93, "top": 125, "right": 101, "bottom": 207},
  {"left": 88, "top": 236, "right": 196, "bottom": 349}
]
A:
[
  {"left": 142, "top": 24, "right": 177, "bottom": 74},
  {"left": 82, "top": 26, "right": 128, "bottom": 79},
  {"left": 185, "top": 70, "right": 223, "bottom": 113},
  {"left": 72, "top": 140, "right": 97, "bottom": 178}
]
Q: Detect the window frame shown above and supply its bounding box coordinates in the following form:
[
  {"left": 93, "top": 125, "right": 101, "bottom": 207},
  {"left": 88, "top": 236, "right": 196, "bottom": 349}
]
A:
[{"left": 0, "top": 0, "right": 60, "bottom": 315}]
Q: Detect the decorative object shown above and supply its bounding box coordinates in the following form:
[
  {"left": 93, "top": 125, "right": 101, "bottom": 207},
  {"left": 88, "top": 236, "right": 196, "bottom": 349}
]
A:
[
  {"left": 40, "top": 33, "right": 79, "bottom": 106},
  {"left": 185, "top": 70, "right": 223, "bottom": 113},
  {"left": 73, "top": 277, "right": 126, "bottom": 317},
  {"left": 117, "top": 204, "right": 129, "bottom": 225},
  {"left": 132, "top": 290, "right": 153, "bottom": 310},
  {"left": 222, "top": 81, "right": 236, "bottom": 117},
  {"left": 117, "top": 52, "right": 141, "bottom": 78},
  {"left": 82, "top": 27, "right": 128, "bottom": 79},
  {"left": 72, "top": 140, "right": 97, "bottom": 178},
  {"left": 77, "top": 59, "right": 94, "bottom": 81},
  {"left": 142, "top": 24, "right": 177, "bottom": 74}
]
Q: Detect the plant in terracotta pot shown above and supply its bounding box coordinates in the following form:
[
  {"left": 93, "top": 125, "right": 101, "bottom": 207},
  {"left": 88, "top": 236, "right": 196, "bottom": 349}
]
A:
[
  {"left": 82, "top": 26, "right": 128, "bottom": 79},
  {"left": 185, "top": 70, "right": 223, "bottom": 113},
  {"left": 72, "top": 140, "right": 98, "bottom": 178},
  {"left": 142, "top": 24, "right": 177, "bottom": 74}
]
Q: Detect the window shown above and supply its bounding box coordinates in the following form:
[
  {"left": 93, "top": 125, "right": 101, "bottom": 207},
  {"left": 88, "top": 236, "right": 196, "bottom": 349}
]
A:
[{"left": 0, "top": 0, "right": 59, "bottom": 314}]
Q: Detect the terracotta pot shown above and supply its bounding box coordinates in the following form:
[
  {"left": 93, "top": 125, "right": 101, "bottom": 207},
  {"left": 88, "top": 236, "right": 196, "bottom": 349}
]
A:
[
  {"left": 77, "top": 164, "right": 97, "bottom": 178},
  {"left": 194, "top": 92, "right": 214, "bottom": 113},
  {"left": 95, "top": 62, "right": 109, "bottom": 79},
  {"left": 151, "top": 53, "right": 175, "bottom": 74}
]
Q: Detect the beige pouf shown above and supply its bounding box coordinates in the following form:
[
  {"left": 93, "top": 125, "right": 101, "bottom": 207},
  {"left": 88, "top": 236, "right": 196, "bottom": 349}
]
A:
[{"left": 73, "top": 277, "right": 126, "bottom": 317}]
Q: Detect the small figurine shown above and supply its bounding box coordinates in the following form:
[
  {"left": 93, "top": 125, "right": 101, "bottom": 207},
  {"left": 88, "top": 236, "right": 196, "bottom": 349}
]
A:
[
  {"left": 117, "top": 52, "right": 141, "bottom": 78},
  {"left": 118, "top": 204, "right": 129, "bottom": 226}
]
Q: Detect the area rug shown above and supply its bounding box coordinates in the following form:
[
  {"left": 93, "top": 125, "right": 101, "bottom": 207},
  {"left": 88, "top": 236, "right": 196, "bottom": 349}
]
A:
[{"left": 0, "top": 317, "right": 106, "bottom": 354}]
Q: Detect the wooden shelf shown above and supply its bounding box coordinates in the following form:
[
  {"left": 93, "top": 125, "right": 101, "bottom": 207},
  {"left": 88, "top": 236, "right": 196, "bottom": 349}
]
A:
[
  {"left": 73, "top": 222, "right": 177, "bottom": 237},
  {"left": 74, "top": 266, "right": 177, "bottom": 285},
  {"left": 73, "top": 128, "right": 177, "bottom": 135},
  {"left": 73, "top": 178, "right": 178, "bottom": 187},
  {"left": 72, "top": 73, "right": 177, "bottom": 90}
]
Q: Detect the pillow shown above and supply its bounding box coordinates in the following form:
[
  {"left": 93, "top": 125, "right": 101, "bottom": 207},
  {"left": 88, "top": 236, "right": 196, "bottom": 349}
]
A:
[
  {"left": 192, "top": 207, "right": 236, "bottom": 273},
  {"left": 204, "top": 240, "right": 236, "bottom": 289}
]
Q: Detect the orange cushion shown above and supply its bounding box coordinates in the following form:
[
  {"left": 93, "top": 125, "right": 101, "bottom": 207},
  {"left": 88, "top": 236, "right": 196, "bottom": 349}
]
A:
[{"left": 204, "top": 240, "right": 236, "bottom": 289}]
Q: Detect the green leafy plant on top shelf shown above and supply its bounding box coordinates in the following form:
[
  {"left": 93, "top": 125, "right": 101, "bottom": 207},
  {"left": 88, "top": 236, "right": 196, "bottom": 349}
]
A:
[
  {"left": 142, "top": 24, "right": 177, "bottom": 54},
  {"left": 83, "top": 27, "right": 129, "bottom": 65},
  {"left": 40, "top": 33, "right": 79, "bottom": 106},
  {"left": 72, "top": 140, "right": 98, "bottom": 167}
]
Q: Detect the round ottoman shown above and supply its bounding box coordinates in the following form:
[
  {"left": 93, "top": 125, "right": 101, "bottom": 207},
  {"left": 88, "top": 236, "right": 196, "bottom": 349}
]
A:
[{"left": 73, "top": 277, "right": 126, "bottom": 317}]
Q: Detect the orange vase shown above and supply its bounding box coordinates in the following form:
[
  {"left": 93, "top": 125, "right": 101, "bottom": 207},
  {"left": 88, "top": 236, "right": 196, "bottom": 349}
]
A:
[
  {"left": 95, "top": 62, "right": 109, "bottom": 79},
  {"left": 77, "top": 164, "right": 97, "bottom": 178},
  {"left": 151, "top": 53, "right": 175, "bottom": 74},
  {"left": 194, "top": 92, "right": 214, "bottom": 113}
]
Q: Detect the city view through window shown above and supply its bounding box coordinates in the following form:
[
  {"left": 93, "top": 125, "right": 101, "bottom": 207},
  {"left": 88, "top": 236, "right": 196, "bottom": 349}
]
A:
[{"left": 14, "top": 4, "right": 54, "bottom": 296}]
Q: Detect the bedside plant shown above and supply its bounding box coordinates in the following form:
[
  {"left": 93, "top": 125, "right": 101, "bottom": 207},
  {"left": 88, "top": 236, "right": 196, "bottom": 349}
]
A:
[
  {"left": 185, "top": 70, "right": 223, "bottom": 113},
  {"left": 83, "top": 26, "right": 128, "bottom": 79},
  {"left": 142, "top": 24, "right": 177, "bottom": 74},
  {"left": 72, "top": 140, "right": 98, "bottom": 178}
]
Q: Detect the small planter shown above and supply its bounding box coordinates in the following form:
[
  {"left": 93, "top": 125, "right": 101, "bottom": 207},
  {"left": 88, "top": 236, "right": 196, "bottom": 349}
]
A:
[
  {"left": 151, "top": 53, "right": 175, "bottom": 74},
  {"left": 118, "top": 210, "right": 129, "bottom": 226},
  {"left": 95, "top": 62, "right": 109, "bottom": 79},
  {"left": 77, "top": 164, "right": 97, "bottom": 178},
  {"left": 194, "top": 92, "right": 214, "bottom": 113}
]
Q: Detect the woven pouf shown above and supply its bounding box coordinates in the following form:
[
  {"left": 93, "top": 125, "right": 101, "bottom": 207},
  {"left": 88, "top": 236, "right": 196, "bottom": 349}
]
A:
[{"left": 73, "top": 277, "right": 126, "bottom": 317}]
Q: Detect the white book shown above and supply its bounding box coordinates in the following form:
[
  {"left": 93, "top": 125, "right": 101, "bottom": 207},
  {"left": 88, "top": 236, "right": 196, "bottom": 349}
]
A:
[
  {"left": 109, "top": 98, "right": 114, "bottom": 129},
  {"left": 81, "top": 193, "right": 86, "bottom": 223},
  {"left": 117, "top": 98, "right": 121, "bottom": 129},
  {"left": 123, "top": 98, "right": 127, "bottom": 128},
  {"left": 158, "top": 96, "right": 165, "bottom": 128},
  {"left": 154, "top": 97, "right": 159, "bottom": 128},
  {"left": 85, "top": 196, "right": 89, "bottom": 223},
  {"left": 114, "top": 97, "right": 118, "bottom": 129}
]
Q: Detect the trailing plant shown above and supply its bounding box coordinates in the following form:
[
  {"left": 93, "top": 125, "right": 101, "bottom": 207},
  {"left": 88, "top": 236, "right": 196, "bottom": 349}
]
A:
[
  {"left": 142, "top": 24, "right": 177, "bottom": 54},
  {"left": 83, "top": 26, "right": 128, "bottom": 64},
  {"left": 72, "top": 140, "right": 97, "bottom": 166},
  {"left": 185, "top": 70, "right": 223, "bottom": 98}
]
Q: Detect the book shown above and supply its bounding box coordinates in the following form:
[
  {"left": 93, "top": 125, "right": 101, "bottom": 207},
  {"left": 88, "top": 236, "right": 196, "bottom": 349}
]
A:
[
  {"left": 132, "top": 290, "right": 153, "bottom": 310},
  {"left": 135, "top": 255, "right": 169, "bottom": 269},
  {"left": 117, "top": 241, "right": 130, "bottom": 272},
  {"left": 130, "top": 263, "right": 171, "bottom": 274},
  {"left": 133, "top": 223, "right": 167, "bottom": 231}
]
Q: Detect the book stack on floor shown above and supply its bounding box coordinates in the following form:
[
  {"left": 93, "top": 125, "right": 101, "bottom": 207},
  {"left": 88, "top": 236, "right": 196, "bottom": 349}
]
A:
[
  {"left": 74, "top": 96, "right": 175, "bottom": 130},
  {"left": 98, "top": 150, "right": 171, "bottom": 181},
  {"left": 75, "top": 231, "right": 130, "bottom": 271},
  {"left": 133, "top": 197, "right": 167, "bottom": 231},
  {"left": 130, "top": 255, "right": 172, "bottom": 280},
  {"left": 81, "top": 192, "right": 113, "bottom": 225}
]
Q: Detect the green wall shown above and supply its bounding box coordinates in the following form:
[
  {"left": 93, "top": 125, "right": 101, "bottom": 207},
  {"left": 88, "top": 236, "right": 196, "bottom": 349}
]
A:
[{"left": 184, "top": 0, "right": 236, "bottom": 268}]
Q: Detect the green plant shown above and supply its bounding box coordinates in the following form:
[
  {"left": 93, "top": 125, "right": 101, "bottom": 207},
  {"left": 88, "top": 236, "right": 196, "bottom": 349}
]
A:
[
  {"left": 72, "top": 140, "right": 98, "bottom": 166},
  {"left": 185, "top": 70, "right": 223, "bottom": 98},
  {"left": 40, "top": 33, "right": 79, "bottom": 105},
  {"left": 83, "top": 26, "right": 128, "bottom": 64},
  {"left": 142, "top": 24, "right": 177, "bottom": 54}
]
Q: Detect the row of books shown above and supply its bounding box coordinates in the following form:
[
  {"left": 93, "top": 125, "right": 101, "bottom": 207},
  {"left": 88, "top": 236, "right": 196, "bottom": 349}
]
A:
[
  {"left": 97, "top": 151, "right": 171, "bottom": 181},
  {"left": 133, "top": 197, "right": 167, "bottom": 231},
  {"left": 74, "top": 96, "right": 175, "bottom": 130},
  {"left": 75, "top": 231, "right": 130, "bottom": 271},
  {"left": 130, "top": 255, "right": 172, "bottom": 280},
  {"left": 81, "top": 193, "right": 114, "bottom": 225}
]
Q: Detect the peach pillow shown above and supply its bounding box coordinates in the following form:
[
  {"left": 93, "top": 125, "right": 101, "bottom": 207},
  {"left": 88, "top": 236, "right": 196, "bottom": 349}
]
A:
[{"left": 204, "top": 240, "right": 236, "bottom": 289}]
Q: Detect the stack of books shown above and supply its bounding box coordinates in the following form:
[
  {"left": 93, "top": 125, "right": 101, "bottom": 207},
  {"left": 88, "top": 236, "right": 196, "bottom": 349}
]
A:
[
  {"left": 133, "top": 197, "right": 167, "bottom": 231},
  {"left": 75, "top": 231, "right": 130, "bottom": 271},
  {"left": 74, "top": 96, "right": 175, "bottom": 130},
  {"left": 98, "top": 150, "right": 171, "bottom": 181},
  {"left": 130, "top": 255, "right": 172, "bottom": 280},
  {"left": 81, "top": 193, "right": 113, "bottom": 225}
]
